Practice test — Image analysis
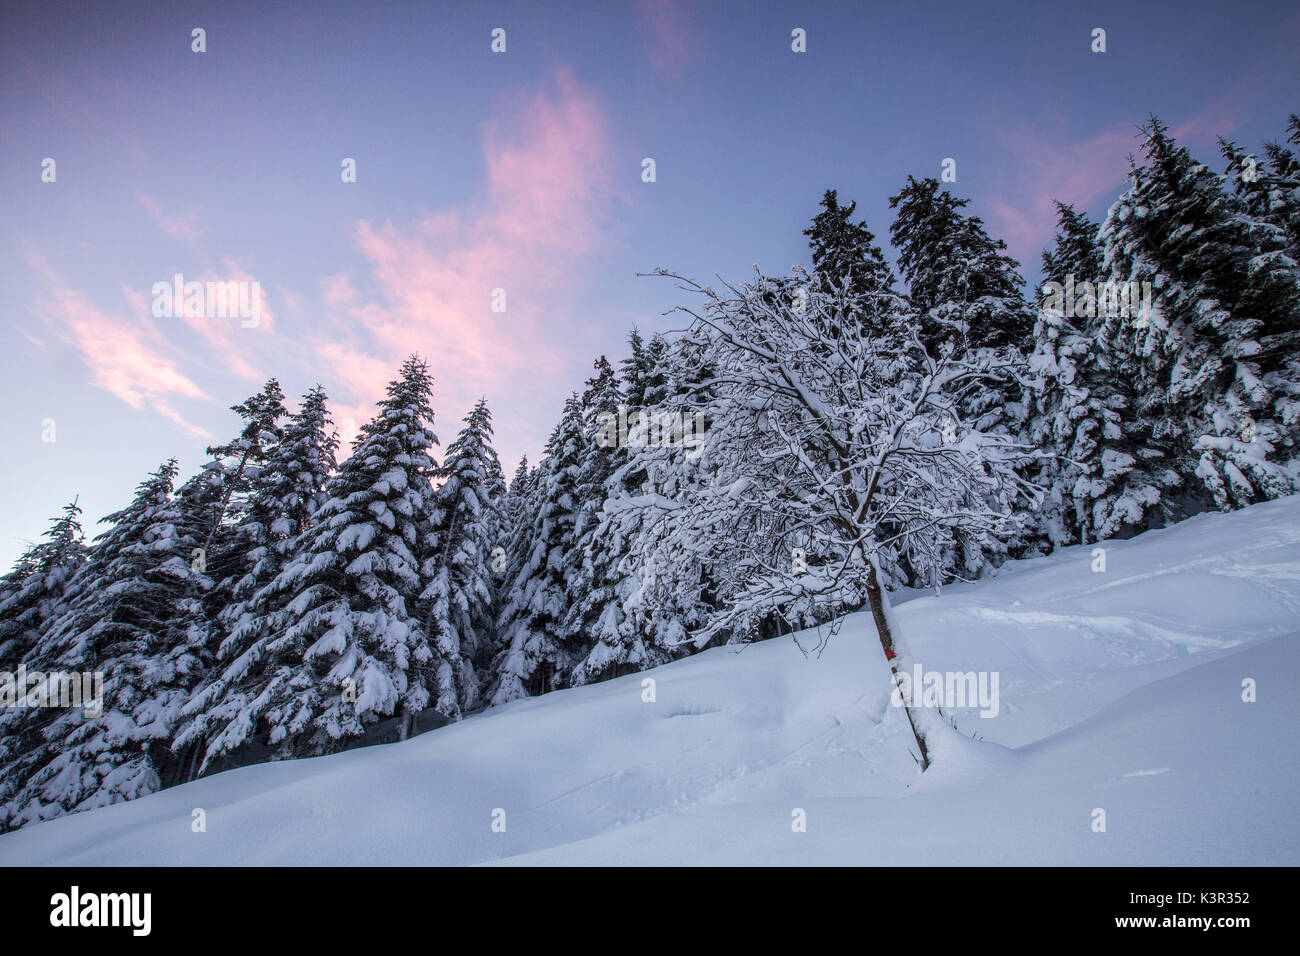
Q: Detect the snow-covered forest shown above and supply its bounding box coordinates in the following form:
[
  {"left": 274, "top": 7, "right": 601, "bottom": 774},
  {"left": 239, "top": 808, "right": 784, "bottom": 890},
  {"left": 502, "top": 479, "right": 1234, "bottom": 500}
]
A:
[{"left": 3, "top": 112, "right": 1298, "bottom": 834}]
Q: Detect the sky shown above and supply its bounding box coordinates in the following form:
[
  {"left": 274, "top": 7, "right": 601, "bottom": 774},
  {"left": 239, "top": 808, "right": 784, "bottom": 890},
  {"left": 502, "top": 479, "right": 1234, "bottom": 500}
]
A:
[{"left": 1, "top": 0, "right": 1297, "bottom": 568}]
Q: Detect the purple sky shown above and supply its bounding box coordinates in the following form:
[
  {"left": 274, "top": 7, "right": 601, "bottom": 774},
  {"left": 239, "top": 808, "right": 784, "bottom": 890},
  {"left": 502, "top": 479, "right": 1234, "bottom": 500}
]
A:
[{"left": 2, "top": 0, "right": 1298, "bottom": 566}]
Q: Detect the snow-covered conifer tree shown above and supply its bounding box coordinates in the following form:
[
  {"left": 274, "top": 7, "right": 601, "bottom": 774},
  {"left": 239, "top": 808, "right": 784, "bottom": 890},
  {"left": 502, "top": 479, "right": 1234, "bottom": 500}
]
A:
[
  {"left": 0, "top": 462, "right": 209, "bottom": 830},
  {"left": 888, "top": 177, "right": 1036, "bottom": 576},
  {"left": 173, "top": 386, "right": 339, "bottom": 774},
  {"left": 1219, "top": 114, "right": 1300, "bottom": 265},
  {"left": 0, "top": 499, "right": 87, "bottom": 671},
  {"left": 564, "top": 357, "right": 635, "bottom": 684},
  {"left": 421, "top": 398, "right": 503, "bottom": 710},
  {"left": 179, "top": 357, "right": 444, "bottom": 769},
  {"left": 1100, "top": 117, "right": 1300, "bottom": 510},
  {"left": 489, "top": 394, "right": 588, "bottom": 703},
  {"left": 889, "top": 176, "right": 1035, "bottom": 352},
  {"left": 1028, "top": 202, "right": 1181, "bottom": 545},
  {"left": 804, "top": 189, "right": 898, "bottom": 300}
]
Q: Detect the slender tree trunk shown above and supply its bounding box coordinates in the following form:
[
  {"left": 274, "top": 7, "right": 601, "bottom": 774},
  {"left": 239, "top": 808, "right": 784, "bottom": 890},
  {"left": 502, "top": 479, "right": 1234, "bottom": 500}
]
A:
[
  {"left": 184, "top": 739, "right": 205, "bottom": 782},
  {"left": 864, "top": 557, "right": 932, "bottom": 771}
]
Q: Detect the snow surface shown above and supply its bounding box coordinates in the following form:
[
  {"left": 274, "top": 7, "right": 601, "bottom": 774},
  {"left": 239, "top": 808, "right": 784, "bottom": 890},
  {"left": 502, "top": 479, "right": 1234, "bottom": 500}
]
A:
[{"left": 3, "top": 497, "right": 1298, "bottom": 865}]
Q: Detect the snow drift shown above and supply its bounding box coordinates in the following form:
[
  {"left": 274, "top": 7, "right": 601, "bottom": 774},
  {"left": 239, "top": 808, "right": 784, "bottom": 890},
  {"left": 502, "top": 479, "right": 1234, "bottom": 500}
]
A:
[{"left": 2, "top": 496, "right": 1298, "bottom": 866}]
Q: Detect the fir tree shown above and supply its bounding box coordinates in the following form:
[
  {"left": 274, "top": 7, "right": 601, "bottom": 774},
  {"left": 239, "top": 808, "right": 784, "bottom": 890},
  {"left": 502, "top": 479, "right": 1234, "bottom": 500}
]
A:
[
  {"left": 805, "top": 189, "right": 896, "bottom": 296},
  {"left": 174, "top": 386, "right": 339, "bottom": 775},
  {"left": 1219, "top": 114, "right": 1300, "bottom": 265},
  {"left": 177, "top": 380, "right": 288, "bottom": 570},
  {"left": 581, "top": 333, "right": 715, "bottom": 679},
  {"left": 564, "top": 358, "right": 632, "bottom": 684},
  {"left": 504, "top": 454, "right": 532, "bottom": 534},
  {"left": 888, "top": 177, "right": 1037, "bottom": 577}
]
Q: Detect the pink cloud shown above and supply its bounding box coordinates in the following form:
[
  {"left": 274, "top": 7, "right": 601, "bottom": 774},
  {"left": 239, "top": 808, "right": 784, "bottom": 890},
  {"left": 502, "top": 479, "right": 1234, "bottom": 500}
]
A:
[
  {"left": 123, "top": 264, "right": 276, "bottom": 384},
  {"left": 984, "top": 118, "right": 1139, "bottom": 266},
  {"left": 322, "top": 271, "right": 355, "bottom": 312},
  {"left": 1169, "top": 98, "right": 1243, "bottom": 146},
  {"left": 27, "top": 246, "right": 280, "bottom": 438},
  {"left": 319, "top": 72, "right": 615, "bottom": 461},
  {"left": 314, "top": 343, "right": 398, "bottom": 451},
  {"left": 23, "top": 73, "right": 618, "bottom": 467},
  {"left": 177, "top": 263, "right": 276, "bottom": 383},
  {"left": 985, "top": 99, "right": 1244, "bottom": 268},
  {"left": 37, "top": 282, "right": 211, "bottom": 439}
]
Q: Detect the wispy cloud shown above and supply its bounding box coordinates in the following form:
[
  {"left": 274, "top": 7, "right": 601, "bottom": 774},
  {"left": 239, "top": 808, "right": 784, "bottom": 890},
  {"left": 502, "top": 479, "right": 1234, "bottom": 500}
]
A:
[
  {"left": 21, "top": 73, "right": 614, "bottom": 456},
  {"left": 138, "top": 193, "right": 206, "bottom": 246},
  {"left": 36, "top": 277, "right": 211, "bottom": 439},
  {"left": 27, "top": 242, "right": 285, "bottom": 439},
  {"left": 129, "top": 262, "right": 277, "bottom": 383},
  {"left": 317, "top": 71, "right": 615, "bottom": 455}
]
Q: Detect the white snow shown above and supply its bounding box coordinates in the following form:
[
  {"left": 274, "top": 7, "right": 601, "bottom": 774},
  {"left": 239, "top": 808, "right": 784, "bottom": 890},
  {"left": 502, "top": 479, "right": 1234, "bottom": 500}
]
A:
[{"left": 3, "top": 497, "right": 1298, "bottom": 866}]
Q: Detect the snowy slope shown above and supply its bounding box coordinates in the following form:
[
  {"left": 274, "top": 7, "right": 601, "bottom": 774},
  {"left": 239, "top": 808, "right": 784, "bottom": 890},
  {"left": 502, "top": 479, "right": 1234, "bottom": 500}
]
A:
[{"left": 3, "top": 498, "right": 1298, "bottom": 866}]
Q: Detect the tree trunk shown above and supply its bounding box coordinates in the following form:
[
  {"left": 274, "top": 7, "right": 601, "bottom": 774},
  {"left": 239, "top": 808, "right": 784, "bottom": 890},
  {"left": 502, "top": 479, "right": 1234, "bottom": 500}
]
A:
[
  {"left": 864, "top": 557, "right": 932, "bottom": 771},
  {"left": 184, "top": 738, "right": 205, "bottom": 782}
]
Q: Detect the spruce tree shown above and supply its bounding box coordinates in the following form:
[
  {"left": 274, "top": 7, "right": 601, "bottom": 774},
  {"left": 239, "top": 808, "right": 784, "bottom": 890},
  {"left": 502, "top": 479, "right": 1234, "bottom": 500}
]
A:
[
  {"left": 1029, "top": 202, "right": 1180, "bottom": 545},
  {"left": 421, "top": 398, "right": 503, "bottom": 711},
  {"left": 505, "top": 454, "right": 532, "bottom": 534},
  {"left": 174, "top": 386, "right": 339, "bottom": 774},
  {"left": 805, "top": 189, "right": 896, "bottom": 295},
  {"left": 181, "top": 357, "right": 443, "bottom": 770},
  {"left": 888, "top": 176, "right": 1037, "bottom": 577},
  {"left": 602, "top": 332, "right": 716, "bottom": 664},
  {"left": 0, "top": 499, "right": 87, "bottom": 671},
  {"left": 1100, "top": 117, "right": 1300, "bottom": 510},
  {"left": 489, "top": 394, "right": 588, "bottom": 703},
  {"left": 1219, "top": 114, "right": 1300, "bottom": 265},
  {"left": 1, "top": 462, "right": 209, "bottom": 830},
  {"left": 177, "top": 380, "right": 288, "bottom": 573},
  {"left": 888, "top": 176, "right": 1034, "bottom": 351},
  {"left": 564, "top": 358, "right": 632, "bottom": 684}
]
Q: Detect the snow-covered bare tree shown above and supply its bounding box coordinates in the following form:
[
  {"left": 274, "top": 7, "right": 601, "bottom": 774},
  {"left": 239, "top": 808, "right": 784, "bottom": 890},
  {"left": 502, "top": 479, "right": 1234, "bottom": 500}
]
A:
[{"left": 638, "top": 267, "right": 1039, "bottom": 769}]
